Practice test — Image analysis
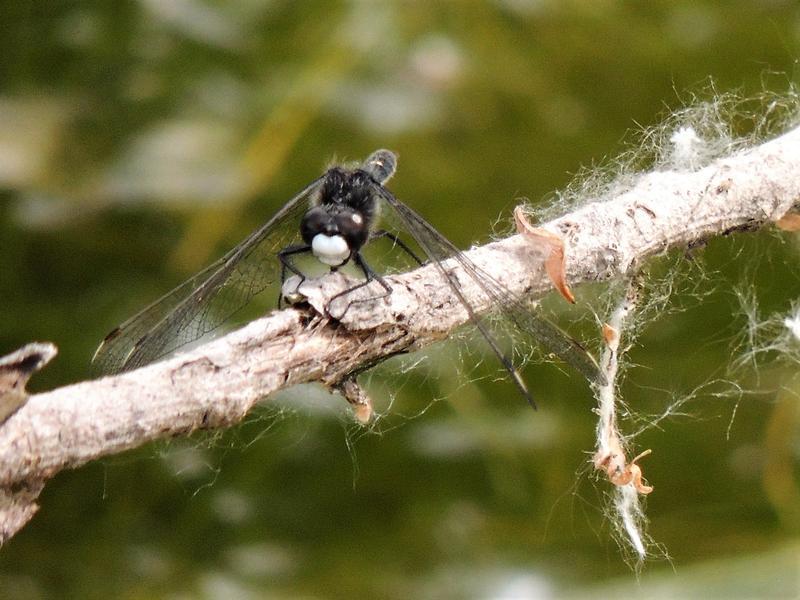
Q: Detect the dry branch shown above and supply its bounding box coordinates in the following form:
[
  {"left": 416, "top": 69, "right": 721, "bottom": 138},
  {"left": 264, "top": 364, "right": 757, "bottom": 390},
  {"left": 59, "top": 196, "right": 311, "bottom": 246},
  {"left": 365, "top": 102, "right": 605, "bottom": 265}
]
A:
[{"left": 1, "top": 124, "right": 800, "bottom": 544}]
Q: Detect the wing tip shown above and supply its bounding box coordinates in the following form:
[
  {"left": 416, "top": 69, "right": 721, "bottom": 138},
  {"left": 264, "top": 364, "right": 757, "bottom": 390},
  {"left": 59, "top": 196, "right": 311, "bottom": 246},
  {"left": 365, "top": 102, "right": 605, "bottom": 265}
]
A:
[{"left": 510, "top": 369, "right": 537, "bottom": 410}]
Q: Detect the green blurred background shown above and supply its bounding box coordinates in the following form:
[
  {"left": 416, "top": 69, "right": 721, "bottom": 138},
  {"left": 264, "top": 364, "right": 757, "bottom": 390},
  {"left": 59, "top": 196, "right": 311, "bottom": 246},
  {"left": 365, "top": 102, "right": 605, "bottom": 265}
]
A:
[{"left": 1, "top": 1, "right": 799, "bottom": 598}]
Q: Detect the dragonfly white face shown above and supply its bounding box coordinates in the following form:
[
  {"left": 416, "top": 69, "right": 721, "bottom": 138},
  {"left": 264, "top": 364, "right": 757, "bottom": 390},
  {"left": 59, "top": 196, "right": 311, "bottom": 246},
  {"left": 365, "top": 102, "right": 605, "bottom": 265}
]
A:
[{"left": 311, "top": 233, "right": 350, "bottom": 267}]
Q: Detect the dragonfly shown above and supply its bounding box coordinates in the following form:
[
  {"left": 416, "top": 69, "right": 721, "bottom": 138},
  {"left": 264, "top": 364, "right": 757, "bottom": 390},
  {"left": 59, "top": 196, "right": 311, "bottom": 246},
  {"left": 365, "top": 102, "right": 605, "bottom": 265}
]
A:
[{"left": 93, "top": 149, "right": 604, "bottom": 406}]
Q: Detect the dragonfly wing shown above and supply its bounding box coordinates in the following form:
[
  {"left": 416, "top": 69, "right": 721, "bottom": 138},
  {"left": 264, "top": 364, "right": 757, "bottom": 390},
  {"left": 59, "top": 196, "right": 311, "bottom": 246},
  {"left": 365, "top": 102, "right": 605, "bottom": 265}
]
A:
[
  {"left": 92, "top": 177, "right": 324, "bottom": 374},
  {"left": 373, "top": 185, "right": 605, "bottom": 395}
]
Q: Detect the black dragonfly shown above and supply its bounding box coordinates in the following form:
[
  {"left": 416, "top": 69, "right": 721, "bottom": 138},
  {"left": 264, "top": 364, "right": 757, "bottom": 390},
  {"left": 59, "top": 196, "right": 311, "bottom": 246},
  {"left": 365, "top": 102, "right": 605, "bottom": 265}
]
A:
[{"left": 93, "top": 150, "right": 603, "bottom": 406}]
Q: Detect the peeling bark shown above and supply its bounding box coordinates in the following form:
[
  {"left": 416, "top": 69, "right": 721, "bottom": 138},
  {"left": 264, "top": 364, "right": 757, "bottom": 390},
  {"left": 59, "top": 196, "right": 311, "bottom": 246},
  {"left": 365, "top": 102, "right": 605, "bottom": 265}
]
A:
[{"left": 1, "top": 125, "right": 799, "bottom": 544}]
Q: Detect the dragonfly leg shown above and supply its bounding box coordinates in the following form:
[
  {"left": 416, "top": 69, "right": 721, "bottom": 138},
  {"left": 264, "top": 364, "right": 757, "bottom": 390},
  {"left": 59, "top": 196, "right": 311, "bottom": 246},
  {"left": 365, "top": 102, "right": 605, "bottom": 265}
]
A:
[
  {"left": 277, "top": 244, "right": 312, "bottom": 307},
  {"left": 326, "top": 252, "right": 392, "bottom": 319}
]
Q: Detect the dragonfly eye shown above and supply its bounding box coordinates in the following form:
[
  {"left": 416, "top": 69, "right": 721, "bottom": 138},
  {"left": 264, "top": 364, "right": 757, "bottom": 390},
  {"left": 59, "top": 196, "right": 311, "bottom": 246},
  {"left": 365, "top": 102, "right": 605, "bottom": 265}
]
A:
[
  {"left": 336, "top": 209, "right": 369, "bottom": 251},
  {"left": 300, "top": 206, "right": 333, "bottom": 244}
]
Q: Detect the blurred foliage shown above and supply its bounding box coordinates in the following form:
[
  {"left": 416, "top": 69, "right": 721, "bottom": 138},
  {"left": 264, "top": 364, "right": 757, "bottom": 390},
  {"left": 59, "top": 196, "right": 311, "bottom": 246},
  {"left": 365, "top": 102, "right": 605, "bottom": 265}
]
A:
[{"left": 1, "top": 1, "right": 800, "bottom": 598}]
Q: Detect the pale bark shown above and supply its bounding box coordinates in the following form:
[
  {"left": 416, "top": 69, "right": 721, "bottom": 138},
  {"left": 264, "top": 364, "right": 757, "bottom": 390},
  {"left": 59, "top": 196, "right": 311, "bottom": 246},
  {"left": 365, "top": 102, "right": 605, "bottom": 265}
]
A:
[{"left": 1, "top": 125, "right": 799, "bottom": 544}]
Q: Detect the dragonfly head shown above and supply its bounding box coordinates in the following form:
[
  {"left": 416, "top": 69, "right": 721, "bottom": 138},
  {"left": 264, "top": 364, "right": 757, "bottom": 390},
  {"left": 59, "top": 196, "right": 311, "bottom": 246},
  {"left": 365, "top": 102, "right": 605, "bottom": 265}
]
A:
[{"left": 301, "top": 205, "right": 369, "bottom": 267}]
